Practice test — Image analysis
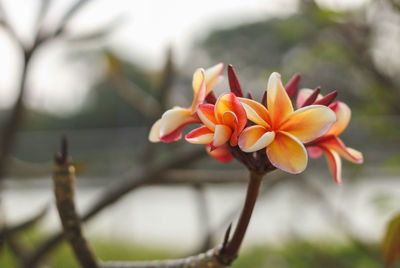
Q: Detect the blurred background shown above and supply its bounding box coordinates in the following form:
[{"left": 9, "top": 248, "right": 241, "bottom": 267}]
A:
[{"left": 1, "top": 0, "right": 400, "bottom": 267}]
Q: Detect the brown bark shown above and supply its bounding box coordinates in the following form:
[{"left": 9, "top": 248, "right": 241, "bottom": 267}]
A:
[{"left": 53, "top": 148, "right": 99, "bottom": 268}]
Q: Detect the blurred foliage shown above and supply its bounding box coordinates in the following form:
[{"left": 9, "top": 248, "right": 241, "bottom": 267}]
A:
[
  {"left": 1, "top": 236, "right": 396, "bottom": 268},
  {"left": 198, "top": 8, "right": 358, "bottom": 104},
  {"left": 233, "top": 240, "right": 390, "bottom": 268},
  {"left": 194, "top": 2, "right": 400, "bottom": 122},
  {"left": 383, "top": 155, "right": 400, "bottom": 172}
]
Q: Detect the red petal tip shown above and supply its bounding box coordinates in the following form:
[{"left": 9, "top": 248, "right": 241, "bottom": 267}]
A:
[
  {"left": 329, "top": 101, "right": 339, "bottom": 110},
  {"left": 314, "top": 90, "right": 338, "bottom": 106},
  {"left": 261, "top": 90, "right": 267, "bottom": 107},
  {"left": 301, "top": 86, "right": 321, "bottom": 107},
  {"left": 246, "top": 92, "right": 253, "bottom": 99},
  {"left": 228, "top": 64, "right": 244, "bottom": 97},
  {"left": 205, "top": 91, "right": 217, "bottom": 104},
  {"left": 209, "top": 144, "right": 217, "bottom": 152},
  {"left": 285, "top": 73, "right": 301, "bottom": 98}
]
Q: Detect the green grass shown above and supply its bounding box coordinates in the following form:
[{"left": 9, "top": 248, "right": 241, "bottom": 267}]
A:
[
  {"left": 232, "top": 240, "right": 390, "bottom": 268},
  {"left": 1, "top": 237, "right": 399, "bottom": 267}
]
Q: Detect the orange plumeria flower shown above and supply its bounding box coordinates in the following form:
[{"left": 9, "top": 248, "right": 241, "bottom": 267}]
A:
[
  {"left": 297, "top": 89, "right": 364, "bottom": 185},
  {"left": 149, "top": 63, "right": 224, "bottom": 143},
  {"left": 185, "top": 93, "right": 247, "bottom": 148},
  {"left": 238, "top": 72, "right": 337, "bottom": 174}
]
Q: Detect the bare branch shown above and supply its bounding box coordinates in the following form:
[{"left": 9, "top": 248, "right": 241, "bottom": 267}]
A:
[
  {"left": 0, "top": 205, "right": 48, "bottom": 238},
  {"left": 25, "top": 148, "right": 207, "bottom": 267},
  {"left": 53, "top": 138, "right": 99, "bottom": 268},
  {"left": 52, "top": 138, "right": 236, "bottom": 268},
  {"left": 105, "top": 52, "right": 162, "bottom": 122},
  {"left": 100, "top": 248, "right": 226, "bottom": 268},
  {"left": 6, "top": 235, "right": 29, "bottom": 261}
]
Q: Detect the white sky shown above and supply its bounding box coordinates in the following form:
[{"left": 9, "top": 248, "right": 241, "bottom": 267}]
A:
[{"left": 0, "top": 0, "right": 368, "bottom": 115}]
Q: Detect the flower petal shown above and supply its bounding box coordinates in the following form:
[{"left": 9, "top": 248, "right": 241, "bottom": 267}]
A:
[
  {"left": 324, "top": 148, "right": 342, "bottom": 185},
  {"left": 307, "top": 146, "right": 323, "bottom": 159},
  {"left": 197, "top": 104, "right": 218, "bottom": 131},
  {"left": 296, "top": 88, "right": 323, "bottom": 109},
  {"left": 285, "top": 73, "right": 301, "bottom": 98},
  {"left": 191, "top": 68, "right": 206, "bottom": 112},
  {"left": 300, "top": 87, "right": 321, "bottom": 107},
  {"left": 325, "top": 101, "right": 351, "bottom": 136},
  {"left": 205, "top": 63, "right": 224, "bottom": 95},
  {"left": 267, "top": 72, "right": 294, "bottom": 127},
  {"left": 215, "top": 93, "right": 247, "bottom": 133},
  {"left": 266, "top": 131, "right": 308, "bottom": 174},
  {"left": 279, "top": 105, "right": 336, "bottom": 143},
  {"left": 159, "top": 107, "right": 199, "bottom": 143},
  {"left": 185, "top": 126, "right": 214, "bottom": 144},
  {"left": 314, "top": 90, "right": 337, "bottom": 106},
  {"left": 213, "top": 124, "right": 232, "bottom": 147},
  {"left": 221, "top": 111, "right": 240, "bottom": 146},
  {"left": 149, "top": 119, "right": 161, "bottom": 142},
  {"left": 206, "top": 144, "right": 233, "bottom": 163},
  {"left": 238, "top": 125, "right": 275, "bottom": 152},
  {"left": 228, "top": 64, "right": 244, "bottom": 97},
  {"left": 319, "top": 136, "right": 363, "bottom": 164},
  {"left": 238, "top": 97, "right": 271, "bottom": 128}
]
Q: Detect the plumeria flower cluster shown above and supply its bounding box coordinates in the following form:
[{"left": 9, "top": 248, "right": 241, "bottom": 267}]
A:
[{"left": 149, "top": 63, "right": 363, "bottom": 184}]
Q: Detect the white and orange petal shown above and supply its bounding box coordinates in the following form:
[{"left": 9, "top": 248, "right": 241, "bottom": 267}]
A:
[
  {"left": 213, "top": 124, "right": 232, "bottom": 147},
  {"left": 266, "top": 131, "right": 308, "bottom": 174},
  {"left": 267, "top": 72, "right": 294, "bottom": 127},
  {"left": 197, "top": 104, "right": 218, "bottom": 131},
  {"left": 323, "top": 148, "right": 342, "bottom": 185},
  {"left": 238, "top": 97, "right": 270, "bottom": 128},
  {"left": 149, "top": 119, "right": 161, "bottom": 142},
  {"left": 215, "top": 93, "right": 247, "bottom": 133},
  {"left": 206, "top": 144, "right": 233, "bottom": 163},
  {"left": 191, "top": 69, "right": 206, "bottom": 112},
  {"left": 221, "top": 111, "right": 240, "bottom": 146},
  {"left": 319, "top": 136, "right": 363, "bottom": 164},
  {"left": 325, "top": 101, "right": 351, "bottom": 136},
  {"left": 296, "top": 88, "right": 323, "bottom": 108},
  {"left": 185, "top": 126, "right": 214, "bottom": 144},
  {"left": 238, "top": 126, "right": 275, "bottom": 153},
  {"left": 159, "top": 107, "right": 199, "bottom": 143},
  {"left": 279, "top": 105, "right": 336, "bottom": 143},
  {"left": 204, "top": 63, "right": 224, "bottom": 95}
]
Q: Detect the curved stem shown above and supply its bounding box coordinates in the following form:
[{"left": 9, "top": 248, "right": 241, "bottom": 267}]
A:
[{"left": 221, "top": 171, "right": 263, "bottom": 259}]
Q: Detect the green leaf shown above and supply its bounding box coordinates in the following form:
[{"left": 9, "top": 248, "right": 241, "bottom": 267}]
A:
[{"left": 382, "top": 213, "right": 400, "bottom": 267}]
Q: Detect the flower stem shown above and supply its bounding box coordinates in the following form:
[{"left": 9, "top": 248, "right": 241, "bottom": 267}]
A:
[{"left": 221, "top": 171, "right": 263, "bottom": 259}]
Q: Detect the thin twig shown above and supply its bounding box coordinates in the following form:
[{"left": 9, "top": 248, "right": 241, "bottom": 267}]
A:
[{"left": 0, "top": 205, "right": 48, "bottom": 238}]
